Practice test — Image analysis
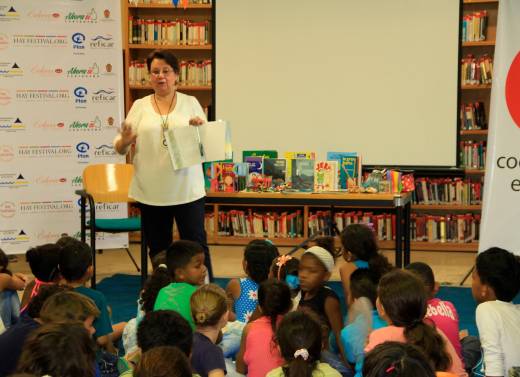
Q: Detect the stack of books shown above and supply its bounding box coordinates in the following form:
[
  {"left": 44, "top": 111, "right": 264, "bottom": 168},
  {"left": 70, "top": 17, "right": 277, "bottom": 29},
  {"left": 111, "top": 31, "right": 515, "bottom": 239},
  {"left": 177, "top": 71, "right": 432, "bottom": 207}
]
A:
[
  {"left": 411, "top": 213, "right": 481, "bottom": 243},
  {"left": 128, "top": 17, "right": 210, "bottom": 46},
  {"left": 461, "top": 54, "right": 493, "bottom": 86},
  {"left": 460, "top": 102, "right": 487, "bottom": 130},
  {"left": 460, "top": 141, "right": 486, "bottom": 169},
  {"left": 215, "top": 209, "right": 304, "bottom": 238},
  {"left": 462, "top": 11, "right": 488, "bottom": 42},
  {"left": 129, "top": 59, "right": 212, "bottom": 86},
  {"left": 413, "top": 177, "right": 482, "bottom": 205}
]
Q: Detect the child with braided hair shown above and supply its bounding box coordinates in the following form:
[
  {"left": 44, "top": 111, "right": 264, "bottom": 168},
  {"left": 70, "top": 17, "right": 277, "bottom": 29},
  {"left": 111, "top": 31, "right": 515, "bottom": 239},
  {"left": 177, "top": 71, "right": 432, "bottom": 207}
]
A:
[{"left": 190, "top": 284, "right": 229, "bottom": 377}]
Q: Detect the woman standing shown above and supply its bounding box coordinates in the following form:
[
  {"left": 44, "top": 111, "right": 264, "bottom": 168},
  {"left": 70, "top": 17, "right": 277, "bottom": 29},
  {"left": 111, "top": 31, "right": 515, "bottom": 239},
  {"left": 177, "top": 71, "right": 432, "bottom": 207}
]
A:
[{"left": 114, "top": 50, "right": 213, "bottom": 280}]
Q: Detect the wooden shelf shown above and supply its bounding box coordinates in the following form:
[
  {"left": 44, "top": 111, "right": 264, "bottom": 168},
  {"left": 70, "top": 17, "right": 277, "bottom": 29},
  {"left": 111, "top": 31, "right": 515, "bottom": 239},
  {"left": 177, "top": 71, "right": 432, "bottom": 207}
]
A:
[
  {"left": 379, "top": 240, "right": 479, "bottom": 252},
  {"left": 464, "top": 169, "right": 485, "bottom": 174},
  {"left": 412, "top": 204, "right": 481, "bottom": 211},
  {"left": 462, "top": 40, "right": 495, "bottom": 47},
  {"left": 208, "top": 236, "right": 306, "bottom": 247},
  {"left": 128, "top": 3, "right": 212, "bottom": 9},
  {"left": 463, "top": 0, "right": 498, "bottom": 3},
  {"left": 460, "top": 129, "right": 488, "bottom": 136},
  {"left": 129, "top": 44, "right": 212, "bottom": 50},
  {"left": 129, "top": 84, "right": 212, "bottom": 91},
  {"left": 461, "top": 84, "right": 492, "bottom": 90}
]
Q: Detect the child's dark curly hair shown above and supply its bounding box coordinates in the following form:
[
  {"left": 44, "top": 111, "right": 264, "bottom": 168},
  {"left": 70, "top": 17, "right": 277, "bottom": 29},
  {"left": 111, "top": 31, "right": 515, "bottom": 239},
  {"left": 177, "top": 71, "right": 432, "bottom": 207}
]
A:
[
  {"left": 244, "top": 240, "right": 280, "bottom": 284},
  {"left": 141, "top": 265, "right": 172, "bottom": 313}
]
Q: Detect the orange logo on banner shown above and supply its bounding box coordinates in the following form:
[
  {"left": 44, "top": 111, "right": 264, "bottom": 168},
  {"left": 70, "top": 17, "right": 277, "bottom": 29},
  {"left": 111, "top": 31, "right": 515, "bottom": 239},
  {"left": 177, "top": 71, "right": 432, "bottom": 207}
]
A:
[{"left": 506, "top": 51, "right": 520, "bottom": 128}]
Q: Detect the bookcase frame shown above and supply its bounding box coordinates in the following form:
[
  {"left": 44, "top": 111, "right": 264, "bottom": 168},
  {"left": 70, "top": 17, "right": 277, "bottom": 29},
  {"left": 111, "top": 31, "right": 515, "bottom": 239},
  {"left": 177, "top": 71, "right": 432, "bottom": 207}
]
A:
[{"left": 121, "top": 0, "right": 215, "bottom": 117}]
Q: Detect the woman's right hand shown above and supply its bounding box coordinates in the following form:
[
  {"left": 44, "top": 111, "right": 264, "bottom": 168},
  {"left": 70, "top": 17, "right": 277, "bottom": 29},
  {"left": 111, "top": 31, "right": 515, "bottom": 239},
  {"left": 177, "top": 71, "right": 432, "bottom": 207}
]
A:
[{"left": 120, "top": 121, "right": 137, "bottom": 147}]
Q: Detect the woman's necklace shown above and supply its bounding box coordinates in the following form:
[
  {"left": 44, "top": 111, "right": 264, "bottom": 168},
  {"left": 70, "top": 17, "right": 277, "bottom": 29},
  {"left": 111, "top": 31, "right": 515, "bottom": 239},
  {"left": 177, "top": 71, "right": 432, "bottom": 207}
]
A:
[{"left": 153, "top": 92, "right": 176, "bottom": 147}]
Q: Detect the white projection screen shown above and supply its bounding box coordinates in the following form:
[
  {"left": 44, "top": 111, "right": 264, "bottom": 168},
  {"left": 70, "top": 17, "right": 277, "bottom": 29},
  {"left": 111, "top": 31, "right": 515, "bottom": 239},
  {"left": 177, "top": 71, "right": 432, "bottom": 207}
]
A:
[{"left": 215, "top": 0, "right": 460, "bottom": 167}]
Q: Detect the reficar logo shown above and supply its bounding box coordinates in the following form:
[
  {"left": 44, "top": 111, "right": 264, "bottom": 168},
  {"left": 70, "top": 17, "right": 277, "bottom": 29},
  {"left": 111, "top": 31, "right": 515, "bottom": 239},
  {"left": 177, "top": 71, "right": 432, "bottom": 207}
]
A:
[{"left": 506, "top": 51, "right": 520, "bottom": 128}]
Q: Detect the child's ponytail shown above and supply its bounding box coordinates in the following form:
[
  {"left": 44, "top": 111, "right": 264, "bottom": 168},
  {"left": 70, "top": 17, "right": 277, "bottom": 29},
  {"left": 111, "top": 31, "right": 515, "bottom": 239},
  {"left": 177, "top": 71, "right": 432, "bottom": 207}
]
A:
[
  {"left": 378, "top": 269, "right": 451, "bottom": 372},
  {"left": 404, "top": 321, "right": 451, "bottom": 371},
  {"left": 276, "top": 311, "right": 322, "bottom": 377},
  {"left": 140, "top": 264, "right": 171, "bottom": 313},
  {"left": 258, "top": 279, "right": 292, "bottom": 335}
]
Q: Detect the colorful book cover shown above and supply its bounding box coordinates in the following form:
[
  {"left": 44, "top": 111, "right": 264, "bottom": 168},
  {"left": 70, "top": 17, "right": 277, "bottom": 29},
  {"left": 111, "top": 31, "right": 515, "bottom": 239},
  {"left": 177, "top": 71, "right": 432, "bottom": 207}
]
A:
[
  {"left": 327, "top": 152, "right": 357, "bottom": 188},
  {"left": 221, "top": 162, "right": 236, "bottom": 192},
  {"left": 291, "top": 159, "right": 315, "bottom": 191},
  {"left": 242, "top": 150, "right": 278, "bottom": 161},
  {"left": 263, "top": 158, "right": 287, "bottom": 188},
  {"left": 314, "top": 161, "right": 338, "bottom": 192},
  {"left": 203, "top": 159, "right": 232, "bottom": 191},
  {"left": 244, "top": 156, "right": 263, "bottom": 174},
  {"left": 340, "top": 156, "right": 360, "bottom": 189}
]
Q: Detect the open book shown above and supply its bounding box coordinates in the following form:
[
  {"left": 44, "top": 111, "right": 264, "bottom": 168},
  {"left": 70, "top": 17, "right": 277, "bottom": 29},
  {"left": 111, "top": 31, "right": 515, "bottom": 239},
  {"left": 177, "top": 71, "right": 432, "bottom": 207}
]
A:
[{"left": 164, "top": 120, "right": 231, "bottom": 170}]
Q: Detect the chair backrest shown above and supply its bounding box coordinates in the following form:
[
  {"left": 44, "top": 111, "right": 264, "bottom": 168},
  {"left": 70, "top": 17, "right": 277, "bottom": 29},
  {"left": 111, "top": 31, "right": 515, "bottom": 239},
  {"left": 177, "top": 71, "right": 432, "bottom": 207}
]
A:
[
  {"left": 82, "top": 163, "right": 134, "bottom": 203},
  {"left": 435, "top": 372, "right": 458, "bottom": 377}
]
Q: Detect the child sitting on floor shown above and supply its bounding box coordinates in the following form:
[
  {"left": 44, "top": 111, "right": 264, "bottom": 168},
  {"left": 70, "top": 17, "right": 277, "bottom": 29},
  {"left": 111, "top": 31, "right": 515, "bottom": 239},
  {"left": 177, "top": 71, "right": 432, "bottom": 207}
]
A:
[
  {"left": 153, "top": 240, "right": 207, "bottom": 329},
  {"left": 226, "top": 239, "right": 279, "bottom": 323},
  {"left": 0, "top": 248, "right": 26, "bottom": 328},
  {"left": 471, "top": 247, "right": 520, "bottom": 377}
]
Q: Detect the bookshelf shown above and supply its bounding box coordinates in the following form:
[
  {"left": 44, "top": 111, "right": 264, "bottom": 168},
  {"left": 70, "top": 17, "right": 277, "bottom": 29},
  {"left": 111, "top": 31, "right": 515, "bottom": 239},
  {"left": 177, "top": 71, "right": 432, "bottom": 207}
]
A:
[{"left": 121, "top": 0, "right": 214, "bottom": 116}]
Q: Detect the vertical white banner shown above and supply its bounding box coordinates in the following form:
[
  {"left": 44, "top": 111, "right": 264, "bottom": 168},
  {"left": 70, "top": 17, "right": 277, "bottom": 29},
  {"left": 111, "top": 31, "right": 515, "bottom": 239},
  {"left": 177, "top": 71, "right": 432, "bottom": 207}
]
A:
[
  {"left": 479, "top": 0, "right": 520, "bottom": 254},
  {"left": 0, "top": 1, "right": 127, "bottom": 253}
]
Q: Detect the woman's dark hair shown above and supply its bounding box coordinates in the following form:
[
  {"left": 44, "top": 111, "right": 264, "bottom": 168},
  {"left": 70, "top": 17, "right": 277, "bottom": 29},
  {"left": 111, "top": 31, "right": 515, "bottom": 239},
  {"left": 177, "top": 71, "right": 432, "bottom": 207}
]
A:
[
  {"left": 244, "top": 240, "right": 280, "bottom": 284},
  {"left": 140, "top": 265, "right": 171, "bottom": 313},
  {"left": 341, "top": 224, "right": 392, "bottom": 277},
  {"left": 134, "top": 346, "right": 192, "bottom": 377},
  {"left": 476, "top": 247, "right": 520, "bottom": 302},
  {"left": 258, "top": 279, "right": 292, "bottom": 336},
  {"left": 146, "top": 49, "right": 180, "bottom": 74},
  {"left": 0, "top": 248, "right": 10, "bottom": 275},
  {"left": 26, "top": 244, "right": 61, "bottom": 282},
  {"left": 276, "top": 311, "right": 322, "bottom": 377},
  {"left": 17, "top": 322, "right": 96, "bottom": 377},
  {"left": 363, "top": 341, "right": 436, "bottom": 377},
  {"left": 350, "top": 268, "right": 379, "bottom": 306},
  {"left": 378, "top": 269, "right": 451, "bottom": 371}
]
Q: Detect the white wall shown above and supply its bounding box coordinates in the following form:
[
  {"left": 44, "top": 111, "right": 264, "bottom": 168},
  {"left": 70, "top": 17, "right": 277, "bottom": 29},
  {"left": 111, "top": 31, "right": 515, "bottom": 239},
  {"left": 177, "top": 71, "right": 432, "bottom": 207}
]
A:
[{"left": 216, "top": 0, "right": 460, "bottom": 166}]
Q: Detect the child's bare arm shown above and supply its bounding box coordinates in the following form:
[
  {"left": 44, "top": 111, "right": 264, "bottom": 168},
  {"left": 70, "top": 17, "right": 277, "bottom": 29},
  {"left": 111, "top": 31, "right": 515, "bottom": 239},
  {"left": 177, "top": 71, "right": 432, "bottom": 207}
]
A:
[
  {"left": 325, "top": 295, "right": 347, "bottom": 363},
  {"left": 225, "top": 278, "right": 240, "bottom": 321},
  {"left": 339, "top": 262, "right": 356, "bottom": 308},
  {"left": 235, "top": 323, "right": 250, "bottom": 374}
]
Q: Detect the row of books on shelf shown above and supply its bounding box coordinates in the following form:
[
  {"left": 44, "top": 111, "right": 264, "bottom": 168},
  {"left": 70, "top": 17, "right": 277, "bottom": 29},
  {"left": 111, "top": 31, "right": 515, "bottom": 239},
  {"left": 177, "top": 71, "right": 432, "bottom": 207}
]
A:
[
  {"left": 461, "top": 54, "right": 493, "bottom": 86},
  {"left": 308, "top": 210, "right": 480, "bottom": 244},
  {"left": 204, "top": 210, "right": 304, "bottom": 238},
  {"left": 412, "top": 177, "right": 483, "bottom": 205},
  {"left": 461, "top": 11, "right": 488, "bottom": 42},
  {"left": 129, "top": 59, "right": 212, "bottom": 87},
  {"left": 460, "top": 141, "right": 486, "bottom": 170},
  {"left": 460, "top": 102, "right": 487, "bottom": 130},
  {"left": 204, "top": 151, "right": 363, "bottom": 192},
  {"left": 128, "top": 17, "right": 210, "bottom": 46},
  {"left": 129, "top": 0, "right": 211, "bottom": 4}
]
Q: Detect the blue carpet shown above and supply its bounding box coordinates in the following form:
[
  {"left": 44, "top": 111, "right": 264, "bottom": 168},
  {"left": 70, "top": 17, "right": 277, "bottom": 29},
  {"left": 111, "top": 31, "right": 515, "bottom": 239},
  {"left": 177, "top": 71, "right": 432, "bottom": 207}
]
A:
[{"left": 98, "top": 274, "right": 518, "bottom": 337}]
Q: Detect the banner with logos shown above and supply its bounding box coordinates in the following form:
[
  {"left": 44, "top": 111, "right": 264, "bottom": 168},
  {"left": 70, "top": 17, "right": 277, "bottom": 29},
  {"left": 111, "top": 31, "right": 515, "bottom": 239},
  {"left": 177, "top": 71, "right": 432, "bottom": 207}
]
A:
[
  {"left": 479, "top": 0, "right": 520, "bottom": 255},
  {"left": 0, "top": 1, "right": 127, "bottom": 254}
]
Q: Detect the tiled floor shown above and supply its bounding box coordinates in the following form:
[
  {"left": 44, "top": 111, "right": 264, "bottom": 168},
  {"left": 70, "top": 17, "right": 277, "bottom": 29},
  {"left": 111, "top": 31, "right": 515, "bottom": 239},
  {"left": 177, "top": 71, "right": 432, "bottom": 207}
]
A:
[{"left": 8, "top": 243, "right": 476, "bottom": 286}]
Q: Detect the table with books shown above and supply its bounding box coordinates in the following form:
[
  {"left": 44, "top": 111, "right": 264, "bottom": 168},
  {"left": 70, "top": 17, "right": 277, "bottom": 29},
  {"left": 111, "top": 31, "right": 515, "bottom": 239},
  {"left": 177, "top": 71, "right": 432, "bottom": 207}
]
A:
[{"left": 205, "top": 191, "right": 412, "bottom": 268}]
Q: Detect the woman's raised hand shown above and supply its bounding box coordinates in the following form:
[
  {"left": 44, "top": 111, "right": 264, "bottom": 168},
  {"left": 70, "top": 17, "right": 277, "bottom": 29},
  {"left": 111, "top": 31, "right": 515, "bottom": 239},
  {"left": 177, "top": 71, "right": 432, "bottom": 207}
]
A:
[{"left": 120, "top": 121, "right": 137, "bottom": 145}]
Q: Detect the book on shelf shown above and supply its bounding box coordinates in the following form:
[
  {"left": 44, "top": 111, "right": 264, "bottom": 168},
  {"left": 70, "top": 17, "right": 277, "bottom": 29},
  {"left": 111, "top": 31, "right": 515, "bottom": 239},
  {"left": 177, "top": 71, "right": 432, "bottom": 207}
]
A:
[
  {"left": 314, "top": 161, "right": 338, "bottom": 192},
  {"left": 327, "top": 152, "right": 357, "bottom": 188},
  {"left": 339, "top": 155, "right": 362, "bottom": 189},
  {"left": 242, "top": 150, "right": 278, "bottom": 160},
  {"left": 263, "top": 158, "right": 287, "bottom": 189},
  {"left": 129, "top": 59, "right": 212, "bottom": 87},
  {"left": 290, "top": 159, "right": 315, "bottom": 192},
  {"left": 203, "top": 159, "right": 232, "bottom": 190},
  {"left": 284, "top": 151, "right": 316, "bottom": 179}
]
